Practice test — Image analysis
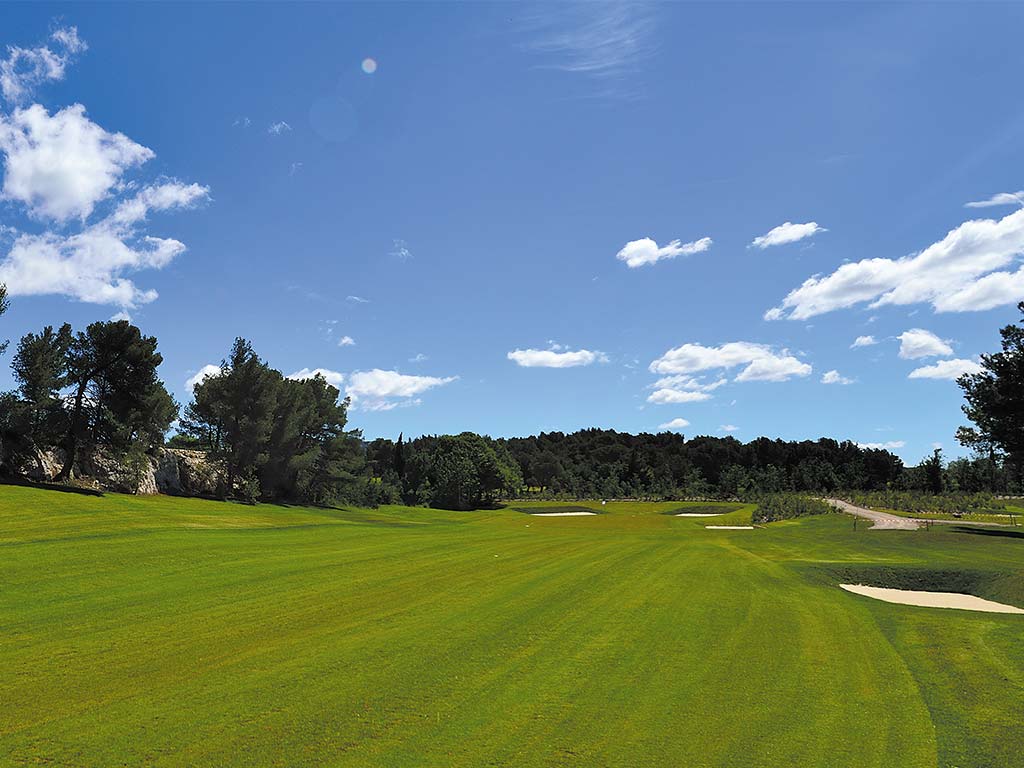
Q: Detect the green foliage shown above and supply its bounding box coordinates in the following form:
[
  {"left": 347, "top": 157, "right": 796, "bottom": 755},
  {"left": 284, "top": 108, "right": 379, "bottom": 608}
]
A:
[
  {"left": 181, "top": 338, "right": 365, "bottom": 505},
  {"left": 751, "top": 494, "right": 833, "bottom": 523},
  {"left": 403, "top": 432, "right": 523, "bottom": 510},
  {"left": 958, "top": 302, "right": 1024, "bottom": 466}
]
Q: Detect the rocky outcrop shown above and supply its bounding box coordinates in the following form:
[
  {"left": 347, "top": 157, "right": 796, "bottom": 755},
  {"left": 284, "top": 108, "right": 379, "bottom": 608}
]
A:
[
  {"left": 153, "top": 448, "right": 221, "bottom": 497},
  {"left": 6, "top": 444, "right": 222, "bottom": 497}
]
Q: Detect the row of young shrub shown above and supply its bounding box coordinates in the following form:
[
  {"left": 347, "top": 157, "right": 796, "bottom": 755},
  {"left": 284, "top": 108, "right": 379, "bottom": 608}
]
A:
[
  {"left": 842, "top": 491, "right": 1011, "bottom": 516},
  {"left": 751, "top": 494, "right": 834, "bottom": 523}
]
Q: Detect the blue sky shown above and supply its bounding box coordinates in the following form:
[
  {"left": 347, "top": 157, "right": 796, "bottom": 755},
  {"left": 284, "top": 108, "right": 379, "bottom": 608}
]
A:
[{"left": 1, "top": 2, "right": 1023, "bottom": 463}]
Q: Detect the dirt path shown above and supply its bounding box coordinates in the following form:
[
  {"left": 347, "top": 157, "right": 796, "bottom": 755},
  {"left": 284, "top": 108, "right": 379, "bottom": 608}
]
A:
[
  {"left": 825, "top": 499, "right": 921, "bottom": 529},
  {"left": 824, "top": 498, "right": 1011, "bottom": 530}
]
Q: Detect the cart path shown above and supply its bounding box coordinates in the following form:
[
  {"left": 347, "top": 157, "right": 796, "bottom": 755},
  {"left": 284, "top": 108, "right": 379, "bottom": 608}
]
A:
[{"left": 823, "top": 498, "right": 1012, "bottom": 530}]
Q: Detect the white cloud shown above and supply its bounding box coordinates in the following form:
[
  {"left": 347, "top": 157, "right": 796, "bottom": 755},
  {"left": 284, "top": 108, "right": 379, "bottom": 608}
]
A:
[
  {"left": 750, "top": 221, "right": 826, "bottom": 249},
  {"left": 851, "top": 335, "right": 877, "bottom": 348},
  {"left": 647, "top": 389, "right": 713, "bottom": 404},
  {"left": 857, "top": 440, "right": 905, "bottom": 450},
  {"left": 720, "top": 424, "right": 739, "bottom": 433},
  {"left": 766, "top": 208, "right": 1024, "bottom": 319},
  {"left": 287, "top": 367, "right": 346, "bottom": 389},
  {"left": 0, "top": 104, "right": 154, "bottom": 222},
  {"left": 0, "top": 179, "right": 209, "bottom": 308},
  {"left": 346, "top": 368, "right": 456, "bottom": 410},
  {"left": 907, "top": 358, "right": 984, "bottom": 380},
  {"left": 0, "top": 26, "right": 86, "bottom": 103},
  {"left": 409, "top": 353, "right": 428, "bottom": 363},
  {"left": 268, "top": 121, "right": 292, "bottom": 135},
  {"left": 616, "top": 236, "right": 711, "bottom": 268},
  {"left": 186, "top": 364, "right": 221, "bottom": 392},
  {"left": 965, "top": 191, "right": 1024, "bottom": 208},
  {"left": 346, "top": 295, "right": 370, "bottom": 304},
  {"left": 508, "top": 347, "right": 608, "bottom": 368},
  {"left": 232, "top": 116, "right": 251, "bottom": 128},
  {"left": 821, "top": 369, "right": 853, "bottom": 385},
  {"left": 898, "top": 328, "right": 953, "bottom": 360},
  {"left": 658, "top": 417, "right": 690, "bottom": 430},
  {"left": 337, "top": 335, "right": 355, "bottom": 347},
  {"left": 649, "top": 341, "right": 811, "bottom": 385}
]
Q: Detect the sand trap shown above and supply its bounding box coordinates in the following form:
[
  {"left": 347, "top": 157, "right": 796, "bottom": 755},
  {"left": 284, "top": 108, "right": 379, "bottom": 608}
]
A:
[
  {"left": 676, "top": 512, "right": 727, "bottom": 517},
  {"left": 840, "top": 584, "right": 1024, "bottom": 614},
  {"left": 530, "top": 511, "right": 597, "bottom": 517},
  {"left": 705, "top": 525, "right": 754, "bottom": 530}
]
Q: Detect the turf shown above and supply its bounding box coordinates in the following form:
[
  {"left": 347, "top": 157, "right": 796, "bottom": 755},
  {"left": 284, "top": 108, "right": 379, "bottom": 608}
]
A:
[{"left": 2, "top": 487, "right": 1023, "bottom": 767}]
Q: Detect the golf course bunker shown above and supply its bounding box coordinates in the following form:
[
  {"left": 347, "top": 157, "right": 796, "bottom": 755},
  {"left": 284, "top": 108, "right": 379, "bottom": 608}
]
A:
[
  {"left": 531, "top": 511, "right": 597, "bottom": 516},
  {"left": 512, "top": 505, "right": 600, "bottom": 516},
  {"left": 840, "top": 584, "right": 1024, "bottom": 614},
  {"left": 705, "top": 525, "right": 754, "bottom": 530},
  {"left": 676, "top": 512, "right": 728, "bottom": 517}
]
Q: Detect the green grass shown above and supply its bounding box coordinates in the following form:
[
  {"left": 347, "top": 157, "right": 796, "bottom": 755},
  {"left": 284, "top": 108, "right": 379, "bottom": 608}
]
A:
[{"left": 1, "top": 486, "right": 1023, "bottom": 767}]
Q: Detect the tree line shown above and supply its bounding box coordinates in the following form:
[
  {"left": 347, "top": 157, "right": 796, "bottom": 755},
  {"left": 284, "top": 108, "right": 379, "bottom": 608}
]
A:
[{"left": 3, "top": 289, "right": 1024, "bottom": 508}]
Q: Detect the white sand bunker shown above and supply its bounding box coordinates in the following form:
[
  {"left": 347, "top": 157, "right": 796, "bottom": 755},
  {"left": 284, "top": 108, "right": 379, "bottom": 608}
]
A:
[
  {"left": 705, "top": 525, "right": 754, "bottom": 530},
  {"left": 676, "top": 512, "right": 727, "bottom": 517},
  {"left": 531, "top": 511, "right": 597, "bottom": 516},
  {"left": 840, "top": 584, "right": 1024, "bottom": 614}
]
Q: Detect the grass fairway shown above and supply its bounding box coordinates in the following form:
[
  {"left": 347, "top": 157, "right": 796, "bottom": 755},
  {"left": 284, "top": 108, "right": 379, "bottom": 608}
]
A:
[{"left": 2, "top": 490, "right": 1023, "bottom": 767}]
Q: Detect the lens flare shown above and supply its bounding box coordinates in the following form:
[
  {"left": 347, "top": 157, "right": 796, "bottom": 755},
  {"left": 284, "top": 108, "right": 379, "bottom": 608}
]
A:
[{"left": 361, "top": 58, "right": 377, "bottom": 74}]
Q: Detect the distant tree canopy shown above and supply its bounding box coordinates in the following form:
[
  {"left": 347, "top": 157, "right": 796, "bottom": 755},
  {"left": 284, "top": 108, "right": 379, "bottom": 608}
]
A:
[
  {"left": 2, "top": 299, "right": 1021, "bottom": 506},
  {"left": 958, "top": 302, "right": 1024, "bottom": 469}
]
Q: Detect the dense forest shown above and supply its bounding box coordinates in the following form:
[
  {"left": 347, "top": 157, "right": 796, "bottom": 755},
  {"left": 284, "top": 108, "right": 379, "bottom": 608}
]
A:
[{"left": 2, "top": 288, "right": 1024, "bottom": 509}]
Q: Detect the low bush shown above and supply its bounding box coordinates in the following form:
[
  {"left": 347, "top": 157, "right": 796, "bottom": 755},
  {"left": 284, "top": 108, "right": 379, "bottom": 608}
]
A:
[{"left": 752, "top": 494, "right": 833, "bottom": 523}]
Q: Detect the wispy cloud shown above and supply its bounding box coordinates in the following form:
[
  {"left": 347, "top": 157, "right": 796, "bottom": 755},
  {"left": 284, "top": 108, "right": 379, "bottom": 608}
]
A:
[
  {"left": 268, "top": 121, "right": 292, "bottom": 135},
  {"left": 964, "top": 191, "right": 1024, "bottom": 208},
  {"left": 523, "top": 2, "right": 658, "bottom": 97}
]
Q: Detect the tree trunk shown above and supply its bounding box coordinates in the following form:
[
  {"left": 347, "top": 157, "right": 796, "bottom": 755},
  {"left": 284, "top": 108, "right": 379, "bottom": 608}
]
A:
[{"left": 56, "top": 380, "right": 88, "bottom": 482}]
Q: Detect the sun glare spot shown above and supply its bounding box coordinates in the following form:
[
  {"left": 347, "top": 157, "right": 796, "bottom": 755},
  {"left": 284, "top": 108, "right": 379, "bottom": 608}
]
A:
[{"left": 361, "top": 58, "right": 377, "bottom": 74}]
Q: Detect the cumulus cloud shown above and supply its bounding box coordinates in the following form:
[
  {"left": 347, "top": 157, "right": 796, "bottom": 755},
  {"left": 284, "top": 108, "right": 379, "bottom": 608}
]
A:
[
  {"left": 658, "top": 417, "right": 690, "bottom": 430},
  {"left": 821, "top": 369, "right": 853, "bottom": 385},
  {"left": 857, "top": 440, "right": 905, "bottom": 450},
  {"left": 646, "top": 374, "right": 725, "bottom": 404},
  {"left": 0, "top": 26, "right": 86, "bottom": 103},
  {"left": 507, "top": 347, "right": 608, "bottom": 368},
  {"left": 337, "top": 335, "right": 355, "bottom": 347},
  {"left": 964, "top": 191, "right": 1024, "bottom": 208},
  {"left": 0, "top": 104, "right": 154, "bottom": 222},
  {"left": 750, "top": 221, "right": 826, "bottom": 249},
  {"left": 186, "top": 364, "right": 221, "bottom": 392},
  {"left": 287, "top": 367, "right": 346, "bottom": 388},
  {"left": 0, "top": 178, "right": 209, "bottom": 308},
  {"left": 898, "top": 328, "right": 953, "bottom": 360},
  {"left": 766, "top": 208, "right": 1024, "bottom": 319},
  {"left": 649, "top": 341, "right": 811, "bottom": 384},
  {"left": 851, "top": 335, "right": 877, "bottom": 348},
  {"left": 0, "top": 32, "right": 208, "bottom": 310},
  {"left": 345, "top": 368, "right": 456, "bottom": 411},
  {"left": 616, "top": 236, "right": 711, "bottom": 268},
  {"left": 720, "top": 424, "right": 739, "bottom": 433},
  {"left": 907, "top": 358, "right": 984, "bottom": 380}
]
